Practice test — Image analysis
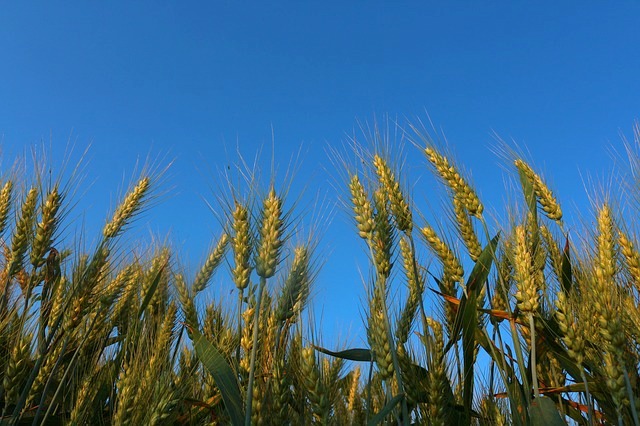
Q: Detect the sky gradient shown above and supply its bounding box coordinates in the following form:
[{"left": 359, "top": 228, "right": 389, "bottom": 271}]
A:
[{"left": 1, "top": 2, "right": 639, "bottom": 346}]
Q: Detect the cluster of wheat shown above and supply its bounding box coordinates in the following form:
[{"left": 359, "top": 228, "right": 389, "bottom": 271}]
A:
[
  {"left": 1, "top": 121, "right": 640, "bottom": 425},
  {"left": 0, "top": 162, "right": 358, "bottom": 425},
  {"left": 335, "top": 123, "right": 640, "bottom": 425}
]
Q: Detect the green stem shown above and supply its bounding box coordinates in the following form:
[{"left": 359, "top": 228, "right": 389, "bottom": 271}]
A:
[
  {"left": 529, "top": 313, "right": 540, "bottom": 398},
  {"left": 621, "top": 363, "right": 640, "bottom": 426},
  {"left": 580, "top": 370, "right": 594, "bottom": 426},
  {"left": 245, "top": 276, "right": 266, "bottom": 426},
  {"left": 367, "top": 241, "right": 409, "bottom": 425},
  {"left": 236, "top": 288, "right": 244, "bottom": 366}
]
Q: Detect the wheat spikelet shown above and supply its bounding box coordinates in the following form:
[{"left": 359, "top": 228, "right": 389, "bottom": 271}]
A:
[
  {"left": 513, "top": 225, "right": 539, "bottom": 312},
  {"left": 618, "top": 229, "right": 640, "bottom": 292},
  {"left": 68, "top": 374, "right": 96, "bottom": 425},
  {"left": 64, "top": 288, "right": 88, "bottom": 332},
  {"left": 480, "top": 398, "right": 508, "bottom": 426},
  {"left": 397, "top": 344, "right": 421, "bottom": 405},
  {"left": 421, "top": 224, "right": 464, "bottom": 284},
  {"left": 249, "top": 383, "right": 262, "bottom": 425},
  {"left": 47, "top": 275, "right": 68, "bottom": 330},
  {"left": 175, "top": 273, "right": 198, "bottom": 335},
  {"left": 396, "top": 237, "right": 424, "bottom": 344},
  {"left": 371, "top": 189, "right": 394, "bottom": 279},
  {"left": 148, "top": 387, "right": 178, "bottom": 426},
  {"left": 101, "top": 264, "right": 134, "bottom": 309},
  {"left": 256, "top": 188, "right": 284, "bottom": 279},
  {"left": 240, "top": 305, "right": 255, "bottom": 376},
  {"left": 595, "top": 203, "right": 616, "bottom": 288},
  {"left": 113, "top": 360, "right": 136, "bottom": 426},
  {"left": 8, "top": 186, "right": 38, "bottom": 276},
  {"left": 3, "top": 334, "right": 32, "bottom": 405},
  {"left": 540, "top": 224, "right": 563, "bottom": 283},
  {"left": 453, "top": 196, "right": 482, "bottom": 261},
  {"left": 347, "top": 365, "right": 361, "bottom": 413},
  {"left": 0, "top": 180, "right": 13, "bottom": 236},
  {"left": 349, "top": 174, "right": 375, "bottom": 240},
  {"left": 271, "top": 357, "right": 290, "bottom": 424},
  {"left": 150, "top": 302, "right": 176, "bottom": 373},
  {"left": 301, "top": 346, "right": 329, "bottom": 423},
  {"left": 231, "top": 201, "right": 252, "bottom": 291},
  {"left": 275, "top": 245, "right": 310, "bottom": 324},
  {"left": 514, "top": 159, "right": 563, "bottom": 222},
  {"left": 103, "top": 176, "right": 150, "bottom": 238},
  {"left": 368, "top": 301, "right": 394, "bottom": 381},
  {"left": 597, "top": 302, "right": 627, "bottom": 406},
  {"left": 26, "top": 336, "right": 66, "bottom": 408},
  {"left": 111, "top": 266, "right": 140, "bottom": 326},
  {"left": 31, "top": 186, "right": 61, "bottom": 267},
  {"left": 425, "top": 146, "right": 483, "bottom": 217},
  {"left": 424, "top": 317, "right": 448, "bottom": 425},
  {"left": 193, "top": 232, "right": 229, "bottom": 294},
  {"left": 555, "top": 291, "right": 584, "bottom": 367},
  {"left": 373, "top": 154, "right": 413, "bottom": 232}
]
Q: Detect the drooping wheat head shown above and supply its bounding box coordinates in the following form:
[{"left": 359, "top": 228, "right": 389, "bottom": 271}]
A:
[
  {"left": 424, "top": 146, "right": 483, "bottom": 218},
  {"left": 514, "top": 159, "right": 563, "bottom": 223},
  {"left": 103, "top": 176, "right": 151, "bottom": 239}
]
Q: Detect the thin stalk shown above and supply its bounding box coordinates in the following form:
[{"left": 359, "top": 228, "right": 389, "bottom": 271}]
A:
[
  {"left": 489, "top": 326, "right": 497, "bottom": 396},
  {"left": 31, "top": 336, "right": 70, "bottom": 426},
  {"left": 493, "top": 326, "right": 524, "bottom": 426},
  {"left": 235, "top": 289, "right": 244, "bottom": 365},
  {"left": 367, "top": 241, "right": 409, "bottom": 425},
  {"left": 365, "top": 359, "right": 374, "bottom": 424},
  {"left": 581, "top": 370, "right": 594, "bottom": 426},
  {"left": 245, "top": 276, "right": 266, "bottom": 426},
  {"left": 622, "top": 363, "right": 640, "bottom": 426},
  {"left": 529, "top": 313, "right": 540, "bottom": 398},
  {"left": 509, "top": 315, "right": 531, "bottom": 415},
  {"left": 37, "top": 301, "right": 109, "bottom": 426}
]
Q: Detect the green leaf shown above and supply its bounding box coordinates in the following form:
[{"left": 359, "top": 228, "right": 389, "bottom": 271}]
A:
[
  {"left": 560, "top": 235, "right": 572, "bottom": 294},
  {"left": 517, "top": 166, "right": 538, "bottom": 220},
  {"left": 138, "top": 262, "right": 167, "bottom": 319},
  {"left": 367, "top": 393, "right": 404, "bottom": 426},
  {"left": 444, "top": 233, "right": 500, "bottom": 352},
  {"left": 529, "top": 396, "right": 565, "bottom": 426},
  {"left": 313, "top": 345, "right": 372, "bottom": 362},
  {"left": 191, "top": 327, "right": 244, "bottom": 426},
  {"left": 444, "top": 233, "right": 500, "bottom": 423}
]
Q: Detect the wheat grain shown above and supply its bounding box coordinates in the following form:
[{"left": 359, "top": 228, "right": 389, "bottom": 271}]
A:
[
  {"left": 103, "top": 176, "right": 150, "bottom": 238},
  {"left": 0, "top": 180, "right": 13, "bottom": 236},
  {"left": 421, "top": 224, "right": 464, "bottom": 284},
  {"left": 425, "top": 146, "right": 483, "bottom": 217},
  {"left": 514, "top": 159, "right": 562, "bottom": 222},
  {"left": 8, "top": 186, "right": 38, "bottom": 277},
  {"left": 31, "top": 186, "right": 61, "bottom": 267},
  {"left": 349, "top": 174, "right": 376, "bottom": 240},
  {"left": 193, "top": 232, "right": 229, "bottom": 294},
  {"left": 373, "top": 154, "right": 413, "bottom": 232},
  {"left": 256, "top": 188, "right": 284, "bottom": 279}
]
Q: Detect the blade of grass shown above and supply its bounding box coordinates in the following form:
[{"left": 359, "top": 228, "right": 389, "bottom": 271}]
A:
[
  {"left": 443, "top": 233, "right": 499, "bottom": 422},
  {"left": 529, "top": 396, "right": 565, "bottom": 426},
  {"left": 367, "top": 394, "right": 404, "bottom": 426},
  {"left": 191, "top": 326, "right": 244, "bottom": 426},
  {"left": 313, "top": 345, "right": 373, "bottom": 362},
  {"left": 138, "top": 261, "right": 167, "bottom": 319}
]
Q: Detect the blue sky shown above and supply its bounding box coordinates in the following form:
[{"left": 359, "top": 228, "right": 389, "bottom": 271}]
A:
[{"left": 1, "top": 2, "right": 639, "bottom": 346}]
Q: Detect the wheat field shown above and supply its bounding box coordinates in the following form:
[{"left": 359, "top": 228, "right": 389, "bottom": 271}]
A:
[{"left": 1, "top": 122, "right": 640, "bottom": 425}]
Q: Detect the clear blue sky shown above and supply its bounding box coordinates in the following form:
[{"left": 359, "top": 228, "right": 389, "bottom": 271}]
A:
[{"left": 1, "top": 2, "right": 639, "bottom": 346}]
